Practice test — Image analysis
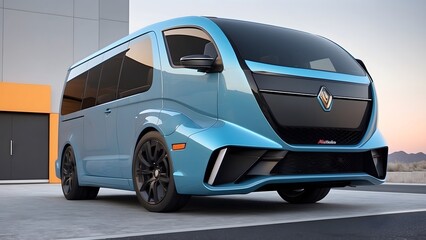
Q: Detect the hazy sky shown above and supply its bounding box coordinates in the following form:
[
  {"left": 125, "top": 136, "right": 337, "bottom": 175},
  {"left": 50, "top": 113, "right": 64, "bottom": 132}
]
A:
[{"left": 130, "top": 0, "right": 426, "bottom": 153}]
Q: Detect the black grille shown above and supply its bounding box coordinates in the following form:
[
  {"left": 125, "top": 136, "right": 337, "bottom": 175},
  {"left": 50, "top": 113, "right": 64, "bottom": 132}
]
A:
[
  {"left": 279, "top": 127, "right": 366, "bottom": 145},
  {"left": 205, "top": 147, "right": 388, "bottom": 186},
  {"left": 270, "top": 150, "right": 386, "bottom": 179},
  {"left": 276, "top": 100, "right": 372, "bottom": 145},
  {"left": 251, "top": 73, "right": 373, "bottom": 146}
]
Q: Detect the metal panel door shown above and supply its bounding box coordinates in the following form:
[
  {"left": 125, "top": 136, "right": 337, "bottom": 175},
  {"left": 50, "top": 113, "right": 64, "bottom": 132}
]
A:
[
  {"left": 11, "top": 113, "right": 49, "bottom": 180},
  {"left": 0, "top": 113, "right": 12, "bottom": 180},
  {"left": 0, "top": 112, "right": 48, "bottom": 181}
]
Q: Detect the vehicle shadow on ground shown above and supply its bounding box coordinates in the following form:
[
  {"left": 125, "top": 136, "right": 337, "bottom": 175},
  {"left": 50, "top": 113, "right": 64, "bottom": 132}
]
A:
[
  {"left": 93, "top": 192, "right": 357, "bottom": 215},
  {"left": 181, "top": 195, "right": 355, "bottom": 215},
  {"left": 95, "top": 194, "right": 140, "bottom": 208}
]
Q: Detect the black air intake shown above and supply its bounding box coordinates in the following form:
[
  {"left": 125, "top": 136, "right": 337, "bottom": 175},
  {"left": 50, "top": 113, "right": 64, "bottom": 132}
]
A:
[{"left": 205, "top": 147, "right": 388, "bottom": 186}]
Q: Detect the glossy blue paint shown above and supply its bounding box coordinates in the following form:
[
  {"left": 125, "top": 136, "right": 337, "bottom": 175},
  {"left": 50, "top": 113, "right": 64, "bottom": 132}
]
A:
[
  {"left": 246, "top": 60, "right": 371, "bottom": 84},
  {"left": 201, "top": 173, "right": 384, "bottom": 195},
  {"left": 56, "top": 16, "right": 387, "bottom": 196}
]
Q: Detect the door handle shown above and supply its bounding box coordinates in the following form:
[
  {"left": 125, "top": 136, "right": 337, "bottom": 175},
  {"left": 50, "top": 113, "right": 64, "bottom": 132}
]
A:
[
  {"left": 104, "top": 108, "right": 112, "bottom": 114},
  {"left": 10, "top": 140, "right": 13, "bottom": 156}
]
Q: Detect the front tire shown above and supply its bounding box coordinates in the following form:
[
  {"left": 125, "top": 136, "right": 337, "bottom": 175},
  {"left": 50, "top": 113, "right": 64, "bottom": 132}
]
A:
[
  {"left": 61, "top": 146, "right": 99, "bottom": 200},
  {"left": 132, "top": 132, "right": 190, "bottom": 212},
  {"left": 277, "top": 187, "right": 330, "bottom": 204}
]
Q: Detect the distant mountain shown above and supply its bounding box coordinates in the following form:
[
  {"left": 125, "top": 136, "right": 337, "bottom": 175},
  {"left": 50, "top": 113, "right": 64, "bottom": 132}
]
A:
[{"left": 388, "top": 151, "right": 426, "bottom": 163}]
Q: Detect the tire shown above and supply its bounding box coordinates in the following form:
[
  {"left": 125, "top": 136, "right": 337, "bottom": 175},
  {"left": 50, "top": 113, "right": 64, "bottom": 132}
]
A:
[
  {"left": 277, "top": 187, "right": 330, "bottom": 204},
  {"left": 61, "top": 146, "right": 100, "bottom": 200},
  {"left": 132, "top": 131, "right": 190, "bottom": 212}
]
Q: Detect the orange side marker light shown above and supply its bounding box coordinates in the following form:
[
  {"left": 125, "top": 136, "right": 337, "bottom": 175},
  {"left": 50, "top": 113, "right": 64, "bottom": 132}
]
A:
[{"left": 172, "top": 143, "right": 186, "bottom": 151}]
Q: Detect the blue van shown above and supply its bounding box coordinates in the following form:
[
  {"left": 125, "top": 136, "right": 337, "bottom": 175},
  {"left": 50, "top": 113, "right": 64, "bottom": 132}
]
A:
[{"left": 56, "top": 16, "right": 388, "bottom": 212}]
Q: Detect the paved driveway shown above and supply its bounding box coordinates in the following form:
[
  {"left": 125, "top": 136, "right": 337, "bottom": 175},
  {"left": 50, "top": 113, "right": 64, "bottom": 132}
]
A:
[{"left": 0, "top": 184, "right": 425, "bottom": 239}]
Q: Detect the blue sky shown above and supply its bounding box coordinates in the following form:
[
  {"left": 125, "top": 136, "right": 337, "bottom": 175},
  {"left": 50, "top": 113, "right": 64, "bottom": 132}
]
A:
[{"left": 130, "top": 0, "right": 426, "bottom": 153}]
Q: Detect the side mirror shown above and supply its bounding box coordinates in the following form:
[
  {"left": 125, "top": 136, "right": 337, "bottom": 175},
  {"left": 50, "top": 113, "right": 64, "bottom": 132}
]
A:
[{"left": 180, "top": 55, "right": 215, "bottom": 72}]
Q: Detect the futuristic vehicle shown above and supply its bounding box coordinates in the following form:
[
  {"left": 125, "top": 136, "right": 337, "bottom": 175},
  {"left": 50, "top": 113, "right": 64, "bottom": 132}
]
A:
[{"left": 56, "top": 16, "right": 388, "bottom": 212}]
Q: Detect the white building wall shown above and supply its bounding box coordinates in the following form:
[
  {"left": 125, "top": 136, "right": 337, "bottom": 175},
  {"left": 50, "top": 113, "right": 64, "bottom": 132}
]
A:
[
  {"left": 0, "top": 0, "right": 129, "bottom": 113},
  {"left": 0, "top": 1, "right": 4, "bottom": 81}
]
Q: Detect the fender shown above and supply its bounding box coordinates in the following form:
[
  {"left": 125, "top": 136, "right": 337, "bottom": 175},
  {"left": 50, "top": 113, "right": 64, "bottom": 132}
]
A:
[{"left": 157, "top": 108, "right": 217, "bottom": 137}]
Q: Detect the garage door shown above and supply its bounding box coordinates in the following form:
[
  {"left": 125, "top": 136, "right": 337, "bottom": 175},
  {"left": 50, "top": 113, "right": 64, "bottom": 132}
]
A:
[{"left": 0, "top": 112, "right": 49, "bottom": 182}]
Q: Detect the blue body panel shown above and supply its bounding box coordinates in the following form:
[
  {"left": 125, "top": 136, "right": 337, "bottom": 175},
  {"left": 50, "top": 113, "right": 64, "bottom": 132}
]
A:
[{"left": 56, "top": 16, "right": 387, "bottom": 195}]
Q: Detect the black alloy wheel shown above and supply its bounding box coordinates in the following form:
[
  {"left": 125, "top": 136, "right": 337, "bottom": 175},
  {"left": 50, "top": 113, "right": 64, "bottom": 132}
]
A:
[
  {"left": 61, "top": 147, "right": 75, "bottom": 196},
  {"left": 133, "top": 131, "right": 189, "bottom": 212},
  {"left": 61, "top": 146, "right": 99, "bottom": 200},
  {"left": 136, "top": 137, "right": 170, "bottom": 204}
]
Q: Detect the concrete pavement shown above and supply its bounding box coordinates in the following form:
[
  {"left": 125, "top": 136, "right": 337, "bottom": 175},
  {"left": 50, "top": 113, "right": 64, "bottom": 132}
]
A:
[{"left": 0, "top": 184, "right": 425, "bottom": 239}]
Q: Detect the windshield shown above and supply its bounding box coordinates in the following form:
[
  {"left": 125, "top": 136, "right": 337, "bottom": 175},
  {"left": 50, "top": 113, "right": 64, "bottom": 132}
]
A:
[{"left": 211, "top": 18, "right": 365, "bottom": 76}]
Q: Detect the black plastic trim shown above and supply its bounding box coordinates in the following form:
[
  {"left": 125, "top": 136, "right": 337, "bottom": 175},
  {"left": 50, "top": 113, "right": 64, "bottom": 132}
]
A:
[
  {"left": 254, "top": 73, "right": 371, "bottom": 99},
  {"left": 259, "top": 89, "right": 372, "bottom": 102},
  {"left": 205, "top": 147, "right": 388, "bottom": 186},
  {"left": 61, "top": 115, "right": 84, "bottom": 122}
]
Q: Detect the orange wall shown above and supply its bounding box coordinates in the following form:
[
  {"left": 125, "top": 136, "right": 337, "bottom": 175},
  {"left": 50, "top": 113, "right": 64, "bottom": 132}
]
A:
[
  {"left": 49, "top": 114, "right": 60, "bottom": 183},
  {"left": 0, "top": 82, "right": 50, "bottom": 113},
  {"left": 0, "top": 82, "right": 59, "bottom": 183}
]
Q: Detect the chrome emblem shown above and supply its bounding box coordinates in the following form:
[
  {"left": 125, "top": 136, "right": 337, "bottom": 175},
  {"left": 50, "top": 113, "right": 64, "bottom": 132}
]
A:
[{"left": 317, "top": 86, "right": 333, "bottom": 111}]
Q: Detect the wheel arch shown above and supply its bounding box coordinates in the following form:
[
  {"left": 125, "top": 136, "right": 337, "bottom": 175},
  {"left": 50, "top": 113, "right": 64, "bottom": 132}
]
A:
[
  {"left": 133, "top": 126, "right": 175, "bottom": 171},
  {"left": 58, "top": 143, "right": 73, "bottom": 176},
  {"left": 135, "top": 126, "right": 162, "bottom": 152},
  {"left": 58, "top": 143, "right": 86, "bottom": 181}
]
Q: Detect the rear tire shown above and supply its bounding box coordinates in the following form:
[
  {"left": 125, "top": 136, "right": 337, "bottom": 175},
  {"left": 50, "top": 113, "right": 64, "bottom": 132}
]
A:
[
  {"left": 61, "top": 146, "right": 100, "bottom": 200},
  {"left": 277, "top": 187, "right": 330, "bottom": 204},
  {"left": 132, "top": 131, "right": 190, "bottom": 212}
]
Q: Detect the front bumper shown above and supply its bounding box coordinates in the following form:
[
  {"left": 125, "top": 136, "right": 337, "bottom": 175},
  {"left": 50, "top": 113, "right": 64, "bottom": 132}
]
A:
[
  {"left": 205, "top": 147, "right": 388, "bottom": 186},
  {"left": 169, "top": 120, "right": 388, "bottom": 195}
]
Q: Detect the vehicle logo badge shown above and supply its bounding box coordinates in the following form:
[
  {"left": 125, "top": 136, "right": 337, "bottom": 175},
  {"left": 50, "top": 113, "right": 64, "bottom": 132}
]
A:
[{"left": 317, "top": 86, "right": 333, "bottom": 111}]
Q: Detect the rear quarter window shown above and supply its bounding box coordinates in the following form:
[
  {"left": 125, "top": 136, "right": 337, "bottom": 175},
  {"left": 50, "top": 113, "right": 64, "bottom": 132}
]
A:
[{"left": 61, "top": 72, "right": 87, "bottom": 115}]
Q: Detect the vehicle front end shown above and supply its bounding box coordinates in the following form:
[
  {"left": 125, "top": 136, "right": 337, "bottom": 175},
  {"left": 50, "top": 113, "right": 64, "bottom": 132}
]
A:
[{"left": 168, "top": 17, "right": 388, "bottom": 196}]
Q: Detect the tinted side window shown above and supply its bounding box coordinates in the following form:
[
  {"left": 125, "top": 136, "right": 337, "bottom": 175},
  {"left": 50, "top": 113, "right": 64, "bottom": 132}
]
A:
[
  {"left": 118, "top": 35, "right": 153, "bottom": 98},
  {"left": 61, "top": 72, "right": 87, "bottom": 115},
  {"left": 96, "top": 52, "right": 125, "bottom": 105},
  {"left": 82, "top": 64, "right": 102, "bottom": 109},
  {"left": 164, "top": 28, "right": 215, "bottom": 67}
]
